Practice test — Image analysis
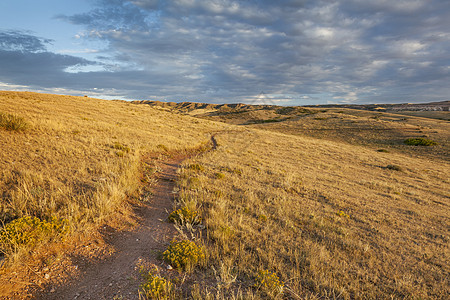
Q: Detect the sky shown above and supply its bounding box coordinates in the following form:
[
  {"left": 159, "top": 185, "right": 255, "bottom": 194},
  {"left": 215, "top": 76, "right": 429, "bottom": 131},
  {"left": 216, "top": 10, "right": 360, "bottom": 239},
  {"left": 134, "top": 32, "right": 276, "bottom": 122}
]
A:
[{"left": 0, "top": 0, "right": 449, "bottom": 105}]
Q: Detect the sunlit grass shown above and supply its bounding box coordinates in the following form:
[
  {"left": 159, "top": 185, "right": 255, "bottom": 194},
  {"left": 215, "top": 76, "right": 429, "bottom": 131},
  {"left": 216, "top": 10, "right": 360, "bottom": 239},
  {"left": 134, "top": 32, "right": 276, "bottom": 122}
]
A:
[
  {"left": 0, "top": 91, "right": 226, "bottom": 268},
  {"left": 178, "top": 129, "right": 449, "bottom": 298}
]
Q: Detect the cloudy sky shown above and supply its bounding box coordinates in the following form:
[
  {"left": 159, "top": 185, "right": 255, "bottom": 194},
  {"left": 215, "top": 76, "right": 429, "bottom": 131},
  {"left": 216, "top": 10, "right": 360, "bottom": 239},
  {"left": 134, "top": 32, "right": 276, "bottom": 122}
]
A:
[{"left": 0, "top": 0, "right": 449, "bottom": 105}]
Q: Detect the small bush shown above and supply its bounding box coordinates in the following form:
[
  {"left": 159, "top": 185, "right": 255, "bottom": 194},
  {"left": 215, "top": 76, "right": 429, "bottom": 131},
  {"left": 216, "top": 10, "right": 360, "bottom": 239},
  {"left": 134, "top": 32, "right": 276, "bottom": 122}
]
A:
[
  {"left": 249, "top": 118, "right": 284, "bottom": 124},
  {"left": 168, "top": 207, "right": 202, "bottom": 225},
  {"left": 377, "top": 149, "right": 389, "bottom": 153},
  {"left": 217, "top": 225, "right": 235, "bottom": 240},
  {"left": 157, "top": 144, "right": 169, "bottom": 152},
  {"left": 163, "top": 240, "right": 205, "bottom": 272},
  {"left": 115, "top": 151, "right": 125, "bottom": 157},
  {"left": 214, "top": 190, "right": 224, "bottom": 198},
  {"left": 215, "top": 172, "right": 225, "bottom": 179},
  {"left": 254, "top": 269, "right": 284, "bottom": 296},
  {"left": 0, "top": 216, "right": 69, "bottom": 255},
  {"left": 188, "top": 164, "right": 204, "bottom": 172},
  {"left": 233, "top": 169, "right": 242, "bottom": 175},
  {"left": 258, "top": 214, "right": 268, "bottom": 222},
  {"left": 336, "top": 210, "right": 350, "bottom": 218},
  {"left": 386, "top": 164, "right": 402, "bottom": 171},
  {"left": 404, "top": 138, "right": 437, "bottom": 146},
  {"left": 139, "top": 268, "right": 173, "bottom": 299},
  {"left": 112, "top": 142, "right": 130, "bottom": 152},
  {"left": 188, "top": 177, "right": 201, "bottom": 189},
  {"left": 0, "top": 112, "right": 29, "bottom": 131}
]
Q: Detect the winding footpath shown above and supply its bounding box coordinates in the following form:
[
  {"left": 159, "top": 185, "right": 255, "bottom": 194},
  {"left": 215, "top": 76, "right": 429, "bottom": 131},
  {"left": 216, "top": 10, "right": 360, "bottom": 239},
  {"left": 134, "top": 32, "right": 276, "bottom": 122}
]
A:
[{"left": 33, "top": 156, "right": 184, "bottom": 300}]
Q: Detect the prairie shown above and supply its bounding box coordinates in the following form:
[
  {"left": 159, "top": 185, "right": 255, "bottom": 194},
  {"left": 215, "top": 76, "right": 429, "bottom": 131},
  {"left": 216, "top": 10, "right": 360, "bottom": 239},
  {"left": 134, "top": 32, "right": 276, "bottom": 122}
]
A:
[
  {"left": 0, "top": 91, "right": 226, "bottom": 297},
  {"left": 151, "top": 101, "right": 449, "bottom": 298},
  {"left": 0, "top": 91, "right": 227, "bottom": 226},
  {"left": 178, "top": 128, "right": 449, "bottom": 298},
  {"left": 0, "top": 92, "right": 449, "bottom": 299}
]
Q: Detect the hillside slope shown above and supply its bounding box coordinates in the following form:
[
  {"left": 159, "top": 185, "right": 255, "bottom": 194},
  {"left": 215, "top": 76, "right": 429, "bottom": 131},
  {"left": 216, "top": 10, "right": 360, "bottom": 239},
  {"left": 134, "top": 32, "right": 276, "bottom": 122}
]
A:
[
  {"left": 137, "top": 100, "right": 448, "bottom": 161},
  {"left": 0, "top": 91, "right": 227, "bottom": 297},
  {"left": 135, "top": 99, "right": 449, "bottom": 298},
  {"left": 1, "top": 92, "right": 449, "bottom": 299},
  {"left": 179, "top": 128, "right": 449, "bottom": 298}
]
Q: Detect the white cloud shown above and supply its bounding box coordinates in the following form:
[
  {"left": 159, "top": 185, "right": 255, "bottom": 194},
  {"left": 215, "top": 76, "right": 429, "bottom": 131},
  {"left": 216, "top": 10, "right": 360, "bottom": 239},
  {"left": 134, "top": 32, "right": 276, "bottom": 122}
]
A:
[
  {"left": 1, "top": 0, "right": 449, "bottom": 104},
  {"left": 391, "top": 40, "right": 427, "bottom": 57},
  {"left": 57, "top": 48, "right": 99, "bottom": 54}
]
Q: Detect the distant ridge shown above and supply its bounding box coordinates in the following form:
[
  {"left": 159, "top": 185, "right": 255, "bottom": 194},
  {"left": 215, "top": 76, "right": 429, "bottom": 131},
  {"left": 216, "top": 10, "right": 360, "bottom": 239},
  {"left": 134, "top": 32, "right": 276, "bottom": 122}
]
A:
[
  {"left": 131, "top": 100, "right": 276, "bottom": 112},
  {"left": 304, "top": 100, "right": 449, "bottom": 111},
  {"left": 133, "top": 100, "right": 449, "bottom": 112}
]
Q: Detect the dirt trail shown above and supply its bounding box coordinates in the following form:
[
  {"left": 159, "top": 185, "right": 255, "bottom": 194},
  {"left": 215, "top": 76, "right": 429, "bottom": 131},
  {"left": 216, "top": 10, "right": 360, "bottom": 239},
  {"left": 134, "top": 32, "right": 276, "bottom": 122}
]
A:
[{"left": 33, "top": 156, "right": 184, "bottom": 300}]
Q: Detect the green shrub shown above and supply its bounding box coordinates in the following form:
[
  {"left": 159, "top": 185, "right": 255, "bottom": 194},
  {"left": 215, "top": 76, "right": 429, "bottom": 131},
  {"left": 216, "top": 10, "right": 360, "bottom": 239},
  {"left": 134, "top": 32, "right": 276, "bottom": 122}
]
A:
[
  {"left": 140, "top": 268, "right": 173, "bottom": 299},
  {"left": 254, "top": 269, "right": 284, "bottom": 296},
  {"left": 386, "top": 164, "right": 402, "bottom": 171},
  {"left": 188, "top": 164, "right": 204, "bottom": 172},
  {"left": 115, "top": 150, "right": 125, "bottom": 157},
  {"left": 0, "top": 112, "right": 29, "bottom": 131},
  {"left": 404, "top": 138, "right": 437, "bottom": 146},
  {"left": 336, "top": 210, "right": 350, "bottom": 218},
  {"left": 168, "top": 207, "right": 202, "bottom": 225},
  {"left": 258, "top": 214, "right": 268, "bottom": 222},
  {"left": 215, "top": 172, "right": 225, "bottom": 179},
  {"left": 249, "top": 118, "right": 284, "bottom": 124},
  {"left": 0, "top": 216, "right": 69, "bottom": 255},
  {"left": 112, "top": 142, "right": 130, "bottom": 152},
  {"left": 163, "top": 240, "right": 205, "bottom": 272}
]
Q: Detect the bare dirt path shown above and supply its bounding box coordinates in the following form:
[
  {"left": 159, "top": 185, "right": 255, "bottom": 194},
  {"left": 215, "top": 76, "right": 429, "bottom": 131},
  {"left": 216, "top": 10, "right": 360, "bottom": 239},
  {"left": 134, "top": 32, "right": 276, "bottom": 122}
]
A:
[{"left": 33, "top": 156, "right": 184, "bottom": 300}]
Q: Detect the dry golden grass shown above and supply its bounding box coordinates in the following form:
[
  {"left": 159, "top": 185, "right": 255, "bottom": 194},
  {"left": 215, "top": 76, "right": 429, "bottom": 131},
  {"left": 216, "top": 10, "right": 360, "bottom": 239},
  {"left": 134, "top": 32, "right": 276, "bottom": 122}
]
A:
[
  {"left": 198, "top": 107, "right": 449, "bottom": 162},
  {"left": 178, "top": 128, "right": 449, "bottom": 299},
  {"left": 389, "top": 110, "right": 450, "bottom": 121},
  {"left": 1, "top": 92, "right": 449, "bottom": 299},
  {"left": 0, "top": 91, "right": 226, "bottom": 265}
]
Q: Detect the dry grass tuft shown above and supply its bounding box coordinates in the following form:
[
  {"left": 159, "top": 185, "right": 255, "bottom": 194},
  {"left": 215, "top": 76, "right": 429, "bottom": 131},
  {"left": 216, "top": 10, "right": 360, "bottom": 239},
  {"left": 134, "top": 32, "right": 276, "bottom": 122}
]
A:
[{"left": 0, "top": 112, "right": 29, "bottom": 131}]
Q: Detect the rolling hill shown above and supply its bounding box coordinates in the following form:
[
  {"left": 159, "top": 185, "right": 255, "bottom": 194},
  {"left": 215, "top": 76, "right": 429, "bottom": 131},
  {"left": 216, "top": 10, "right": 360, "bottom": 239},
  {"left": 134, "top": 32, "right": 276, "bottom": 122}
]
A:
[{"left": 1, "top": 91, "right": 449, "bottom": 299}]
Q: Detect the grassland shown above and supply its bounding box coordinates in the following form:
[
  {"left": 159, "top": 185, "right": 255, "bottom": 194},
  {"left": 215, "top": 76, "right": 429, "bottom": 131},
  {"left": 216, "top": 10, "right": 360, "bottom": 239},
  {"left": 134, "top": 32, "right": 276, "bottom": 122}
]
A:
[
  {"left": 193, "top": 106, "right": 449, "bottom": 162},
  {"left": 0, "top": 91, "right": 227, "bottom": 296},
  {"left": 166, "top": 103, "right": 449, "bottom": 298},
  {"left": 1, "top": 91, "right": 449, "bottom": 299},
  {"left": 0, "top": 91, "right": 227, "bottom": 226},
  {"left": 179, "top": 129, "right": 449, "bottom": 299}
]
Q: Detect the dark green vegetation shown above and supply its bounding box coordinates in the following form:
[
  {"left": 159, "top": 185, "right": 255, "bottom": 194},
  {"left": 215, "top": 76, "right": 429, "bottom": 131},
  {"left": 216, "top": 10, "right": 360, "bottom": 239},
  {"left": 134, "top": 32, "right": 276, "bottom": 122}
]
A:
[{"left": 404, "top": 138, "right": 438, "bottom": 146}]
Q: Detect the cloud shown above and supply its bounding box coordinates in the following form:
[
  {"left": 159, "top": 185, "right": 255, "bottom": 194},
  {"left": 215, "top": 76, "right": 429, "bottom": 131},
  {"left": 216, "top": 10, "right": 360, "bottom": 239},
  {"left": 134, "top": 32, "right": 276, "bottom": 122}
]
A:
[
  {"left": 1, "top": 0, "right": 449, "bottom": 104},
  {"left": 57, "top": 0, "right": 151, "bottom": 32},
  {"left": 0, "top": 30, "right": 52, "bottom": 53},
  {"left": 57, "top": 49, "right": 100, "bottom": 54},
  {"left": 0, "top": 30, "right": 100, "bottom": 88}
]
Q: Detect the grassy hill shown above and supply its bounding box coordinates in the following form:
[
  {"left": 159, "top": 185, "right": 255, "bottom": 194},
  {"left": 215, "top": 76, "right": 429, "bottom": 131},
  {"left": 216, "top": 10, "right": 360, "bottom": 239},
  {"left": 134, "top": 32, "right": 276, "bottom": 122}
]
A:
[
  {"left": 138, "top": 100, "right": 449, "bottom": 161},
  {"left": 0, "top": 91, "right": 226, "bottom": 225},
  {"left": 1, "top": 92, "right": 449, "bottom": 299}
]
